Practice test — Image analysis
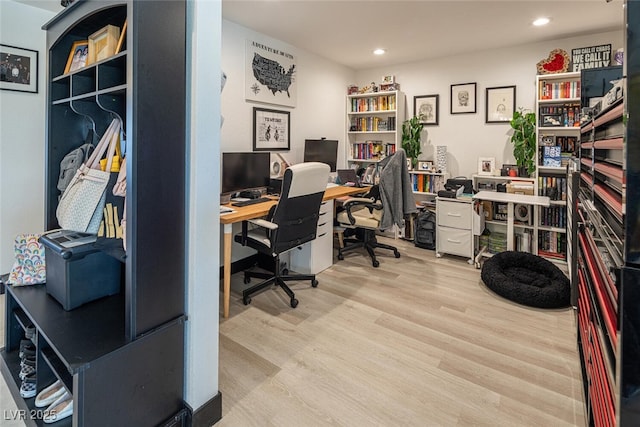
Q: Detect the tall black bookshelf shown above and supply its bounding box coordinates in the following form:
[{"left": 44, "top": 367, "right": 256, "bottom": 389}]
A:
[
  {"left": 1, "top": 1, "right": 188, "bottom": 425},
  {"left": 575, "top": 1, "right": 640, "bottom": 425}
]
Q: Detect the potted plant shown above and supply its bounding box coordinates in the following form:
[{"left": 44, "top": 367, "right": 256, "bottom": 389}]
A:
[
  {"left": 402, "top": 115, "right": 424, "bottom": 169},
  {"left": 509, "top": 108, "right": 536, "bottom": 177}
]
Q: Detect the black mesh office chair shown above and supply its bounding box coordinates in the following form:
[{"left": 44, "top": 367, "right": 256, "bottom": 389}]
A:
[
  {"left": 336, "top": 149, "right": 417, "bottom": 267},
  {"left": 234, "top": 162, "right": 330, "bottom": 308}
]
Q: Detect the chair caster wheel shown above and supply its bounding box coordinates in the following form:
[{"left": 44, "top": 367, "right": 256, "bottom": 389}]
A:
[
  {"left": 243, "top": 276, "right": 251, "bottom": 284},
  {"left": 372, "top": 260, "right": 380, "bottom": 268},
  {"left": 282, "top": 268, "right": 289, "bottom": 275},
  {"left": 243, "top": 296, "right": 251, "bottom": 305},
  {"left": 394, "top": 251, "right": 400, "bottom": 258},
  {"left": 290, "top": 298, "right": 298, "bottom": 308},
  {"left": 311, "top": 279, "right": 319, "bottom": 288},
  {"left": 337, "top": 253, "right": 344, "bottom": 260}
]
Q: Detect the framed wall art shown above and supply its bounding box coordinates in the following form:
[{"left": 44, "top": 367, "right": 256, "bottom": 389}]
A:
[
  {"left": 414, "top": 94, "right": 439, "bottom": 125},
  {"left": 246, "top": 39, "right": 297, "bottom": 108},
  {"left": 1, "top": 44, "right": 38, "bottom": 93},
  {"left": 253, "top": 107, "right": 290, "bottom": 151},
  {"left": 478, "top": 157, "right": 496, "bottom": 176},
  {"left": 450, "top": 82, "right": 476, "bottom": 114},
  {"left": 486, "top": 85, "right": 516, "bottom": 123}
]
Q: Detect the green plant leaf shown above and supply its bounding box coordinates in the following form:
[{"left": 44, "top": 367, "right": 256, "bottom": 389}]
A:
[
  {"left": 509, "top": 107, "right": 536, "bottom": 176},
  {"left": 402, "top": 115, "right": 424, "bottom": 165}
]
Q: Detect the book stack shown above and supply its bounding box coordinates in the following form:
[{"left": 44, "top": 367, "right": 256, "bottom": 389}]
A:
[{"left": 488, "top": 232, "right": 507, "bottom": 254}]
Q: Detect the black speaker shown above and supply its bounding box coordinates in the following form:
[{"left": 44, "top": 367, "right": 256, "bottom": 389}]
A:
[{"left": 268, "top": 178, "right": 283, "bottom": 195}]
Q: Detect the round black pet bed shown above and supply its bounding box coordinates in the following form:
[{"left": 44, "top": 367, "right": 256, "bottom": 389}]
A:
[{"left": 481, "top": 251, "right": 570, "bottom": 308}]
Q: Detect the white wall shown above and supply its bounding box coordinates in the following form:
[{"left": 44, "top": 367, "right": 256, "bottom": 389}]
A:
[
  {"left": 356, "top": 29, "right": 623, "bottom": 179},
  {"left": 0, "top": 2, "right": 54, "bottom": 273},
  {"left": 185, "top": 0, "right": 221, "bottom": 413},
  {"left": 221, "top": 19, "right": 355, "bottom": 261}
]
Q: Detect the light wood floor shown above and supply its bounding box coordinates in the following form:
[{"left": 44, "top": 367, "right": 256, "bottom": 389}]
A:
[{"left": 219, "top": 237, "right": 586, "bottom": 427}]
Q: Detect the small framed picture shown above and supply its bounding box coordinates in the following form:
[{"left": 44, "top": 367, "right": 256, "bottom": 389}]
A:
[
  {"left": 381, "top": 75, "right": 395, "bottom": 84},
  {"left": 414, "top": 94, "right": 439, "bottom": 126},
  {"left": 0, "top": 44, "right": 38, "bottom": 93},
  {"left": 485, "top": 85, "right": 516, "bottom": 123},
  {"left": 478, "top": 157, "right": 496, "bottom": 176},
  {"left": 451, "top": 82, "right": 476, "bottom": 114},
  {"left": 64, "top": 40, "right": 89, "bottom": 74},
  {"left": 418, "top": 161, "right": 433, "bottom": 171},
  {"left": 253, "top": 107, "right": 290, "bottom": 151},
  {"left": 87, "top": 24, "right": 120, "bottom": 65},
  {"left": 406, "top": 158, "right": 413, "bottom": 170}
]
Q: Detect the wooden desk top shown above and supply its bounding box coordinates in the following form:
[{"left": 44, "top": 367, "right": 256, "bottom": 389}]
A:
[{"left": 220, "top": 185, "right": 366, "bottom": 224}]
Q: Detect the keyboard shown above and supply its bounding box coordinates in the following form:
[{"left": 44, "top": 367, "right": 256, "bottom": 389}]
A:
[{"left": 231, "top": 197, "right": 271, "bottom": 207}]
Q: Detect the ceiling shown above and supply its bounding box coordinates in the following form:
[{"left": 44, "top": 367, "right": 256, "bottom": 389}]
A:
[
  {"left": 15, "top": 0, "right": 624, "bottom": 70},
  {"left": 222, "top": 0, "right": 624, "bottom": 70}
]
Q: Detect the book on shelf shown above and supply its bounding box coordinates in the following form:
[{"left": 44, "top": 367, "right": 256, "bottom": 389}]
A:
[
  {"left": 539, "top": 80, "right": 581, "bottom": 100},
  {"left": 538, "top": 176, "right": 566, "bottom": 200},
  {"left": 351, "top": 141, "right": 395, "bottom": 160},
  {"left": 350, "top": 94, "right": 396, "bottom": 113},
  {"left": 542, "top": 146, "right": 561, "bottom": 167}
]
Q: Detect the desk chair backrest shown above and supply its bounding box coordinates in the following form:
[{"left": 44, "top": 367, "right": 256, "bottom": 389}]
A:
[{"left": 270, "top": 162, "right": 330, "bottom": 254}]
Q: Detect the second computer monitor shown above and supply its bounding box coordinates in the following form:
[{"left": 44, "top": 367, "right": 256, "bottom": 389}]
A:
[
  {"left": 221, "top": 152, "right": 271, "bottom": 195},
  {"left": 303, "top": 139, "right": 338, "bottom": 172}
]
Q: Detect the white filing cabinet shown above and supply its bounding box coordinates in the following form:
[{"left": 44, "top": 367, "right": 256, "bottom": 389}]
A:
[
  {"left": 290, "top": 199, "right": 334, "bottom": 274},
  {"left": 436, "top": 197, "right": 475, "bottom": 264}
]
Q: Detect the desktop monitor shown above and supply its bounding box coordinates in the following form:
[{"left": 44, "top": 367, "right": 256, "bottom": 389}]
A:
[
  {"left": 221, "top": 152, "right": 271, "bottom": 195},
  {"left": 303, "top": 139, "right": 338, "bottom": 172}
]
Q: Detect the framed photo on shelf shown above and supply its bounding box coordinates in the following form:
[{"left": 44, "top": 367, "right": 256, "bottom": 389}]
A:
[
  {"left": 1, "top": 44, "right": 38, "bottom": 93},
  {"left": 478, "top": 157, "right": 496, "bottom": 176},
  {"left": 418, "top": 161, "right": 433, "bottom": 171},
  {"left": 64, "top": 40, "right": 89, "bottom": 74},
  {"left": 485, "top": 85, "right": 516, "bottom": 123},
  {"left": 414, "top": 94, "right": 439, "bottom": 125},
  {"left": 450, "top": 82, "right": 476, "bottom": 114},
  {"left": 253, "top": 107, "right": 290, "bottom": 151},
  {"left": 115, "top": 20, "right": 127, "bottom": 54}
]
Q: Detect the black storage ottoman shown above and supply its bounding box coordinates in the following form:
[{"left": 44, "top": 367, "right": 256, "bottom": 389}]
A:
[{"left": 40, "top": 231, "right": 122, "bottom": 311}]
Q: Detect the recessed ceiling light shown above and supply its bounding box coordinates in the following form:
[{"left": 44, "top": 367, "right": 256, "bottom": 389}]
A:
[
  {"left": 533, "top": 17, "right": 550, "bottom": 26},
  {"left": 373, "top": 48, "right": 386, "bottom": 55}
]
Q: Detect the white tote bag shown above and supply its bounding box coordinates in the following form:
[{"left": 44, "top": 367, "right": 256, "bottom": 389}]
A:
[{"left": 56, "top": 119, "right": 121, "bottom": 233}]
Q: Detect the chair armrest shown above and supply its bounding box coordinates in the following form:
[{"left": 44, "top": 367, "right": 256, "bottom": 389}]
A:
[
  {"left": 342, "top": 198, "right": 383, "bottom": 225},
  {"left": 248, "top": 218, "right": 278, "bottom": 230},
  {"left": 343, "top": 197, "right": 376, "bottom": 206}
]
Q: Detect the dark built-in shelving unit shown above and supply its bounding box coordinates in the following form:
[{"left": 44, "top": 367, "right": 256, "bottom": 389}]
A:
[
  {"left": 576, "top": 2, "right": 640, "bottom": 425},
  {"left": 1, "top": 1, "right": 188, "bottom": 425}
]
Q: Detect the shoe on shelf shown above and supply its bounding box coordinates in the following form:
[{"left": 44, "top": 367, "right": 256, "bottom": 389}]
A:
[
  {"left": 19, "top": 339, "right": 35, "bottom": 358},
  {"left": 19, "top": 374, "right": 36, "bottom": 398},
  {"left": 20, "top": 355, "right": 35, "bottom": 369},
  {"left": 35, "top": 380, "right": 66, "bottom": 408},
  {"left": 20, "top": 346, "right": 36, "bottom": 360},
  {"left": 43, "top": 391, "right": 73, "bottom": 424},
  {"left": 25, "top": 324, "right": 36, "bottom": 340},
  {"left": 19, "top": 363, "right": 36, "bottom": 380}
]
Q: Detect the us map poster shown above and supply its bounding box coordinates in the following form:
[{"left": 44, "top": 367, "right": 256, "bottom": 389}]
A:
[{"left": 245, "top": 40, "right": 297, "bottom": 108}]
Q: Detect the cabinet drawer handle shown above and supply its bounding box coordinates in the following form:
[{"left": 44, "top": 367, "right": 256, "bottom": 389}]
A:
[
  {"left": 319, "top": 212, "right": 327, "bottom": 216},
  {"left": 318, "top": 222, "right": 327, "bottom": 227},
  {"left": 447, "top": 213, "right": 462, "bottom": 217},
  {"left": 318, "top": 232, "right": 327, "bottom": 238},
  {"left": 447, "top": 239, "right": 462, "bottom": 244}
]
